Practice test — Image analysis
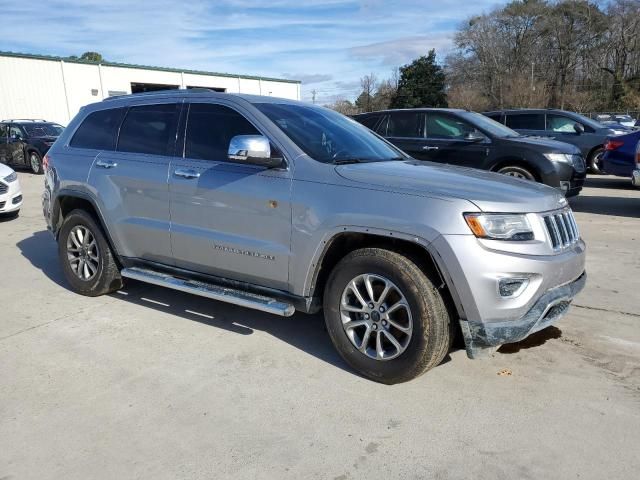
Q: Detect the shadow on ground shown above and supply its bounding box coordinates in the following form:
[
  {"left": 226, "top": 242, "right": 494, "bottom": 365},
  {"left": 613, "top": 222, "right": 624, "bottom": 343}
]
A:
[
  {"left": 582, "top": 176, "right": 636, "bottom": 191},
  {"left": 498, "top": 326, "right": 562, "bottom": 354},
  {"left": 570, "top": 194, "right": 640, "bottom": 218},
  {"left": 15, "top": 230, "right": 365, "bottom": 378}
]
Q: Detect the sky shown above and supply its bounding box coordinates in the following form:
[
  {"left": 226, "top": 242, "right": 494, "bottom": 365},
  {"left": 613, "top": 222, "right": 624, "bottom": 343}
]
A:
[{"left": 0, "top": 0, "right": 508, "bottom": 103}]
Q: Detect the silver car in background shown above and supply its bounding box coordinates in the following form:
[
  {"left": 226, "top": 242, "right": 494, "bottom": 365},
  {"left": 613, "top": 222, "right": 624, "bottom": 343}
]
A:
[{"left": 43, "top": 91, "right": 586, "bottom": 383}]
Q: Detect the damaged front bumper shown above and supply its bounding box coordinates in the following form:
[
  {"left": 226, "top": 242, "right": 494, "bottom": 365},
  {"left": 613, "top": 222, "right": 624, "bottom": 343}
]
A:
[{"left": 460, "top": 272, "right": 586, "bottom": 358}]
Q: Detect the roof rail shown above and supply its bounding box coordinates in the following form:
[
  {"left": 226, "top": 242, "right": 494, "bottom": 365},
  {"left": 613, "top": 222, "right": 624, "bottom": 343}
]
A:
[
  {"left": 103, "top": 88, "right": 223, "bottom": 101},
  {"left": 1, "top": 119, "right": 47, "bottom": 122}
]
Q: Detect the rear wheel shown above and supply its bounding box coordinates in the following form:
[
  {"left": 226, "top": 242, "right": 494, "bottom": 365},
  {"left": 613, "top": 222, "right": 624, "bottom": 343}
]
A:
[
  {"left": 28, "top": 151, "right": 43, "bottom": 174},
  {"left": 58, "top": 209, "right": 122, "bottom": 296},
  {"left": 588, "top": 147, "right": 604, "bottom": 174},
  {"left": 496, "top": 165, "right": 536, "bottom": 181},
  {"left": 323, "top": 248, "right": 452, "bottom": 384}
]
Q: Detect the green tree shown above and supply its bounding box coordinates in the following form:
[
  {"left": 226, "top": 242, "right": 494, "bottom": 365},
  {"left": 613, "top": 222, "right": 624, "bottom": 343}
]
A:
[
  {"left": 391, "top": 50, "right": 447, "bottom": 108},
  {"left": 79, "top": 52, "right": 104, "bottom": 62}
]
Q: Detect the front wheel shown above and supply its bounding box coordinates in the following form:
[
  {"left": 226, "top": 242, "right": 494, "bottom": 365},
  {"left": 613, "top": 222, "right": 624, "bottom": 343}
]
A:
[
  {"left": 28, "top": 151, "right": 43, "bottom": 174},
  {"left": 496, "top": 165, "right": 536, "bottom": 181},
  {"left": 323, "top": 248, "right": 452, "bottom": 384},
  {"left": 58, "top": 209, "right": 123, "bottom": 296}
]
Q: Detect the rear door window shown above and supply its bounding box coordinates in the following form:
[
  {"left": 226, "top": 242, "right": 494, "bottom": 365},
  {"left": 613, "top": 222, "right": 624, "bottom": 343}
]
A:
[
  {"left": 358, "top": 115, "right": 382, "bottom": 131},
  {"left": 505, "top": 113, "right": 545, "bottom": 130},
  {"left": 387, "top": 111, "right": 424, "bottom": 138},
  {"left": 70, "top": 108, "right": 126, "bottom": 150},
  {"left": 117, "top": 104, "right": 179, "bottom": 156},
  {"left": 185, "top": 103, "right": 260, "bottom": 161}
]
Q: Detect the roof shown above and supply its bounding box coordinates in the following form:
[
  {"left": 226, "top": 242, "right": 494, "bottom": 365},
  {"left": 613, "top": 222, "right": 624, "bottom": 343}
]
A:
[
  {"left": 0, "top": 50, "right": 300, "bottom": 84},
  {"left": 100, "top": 89, "right": 306, "bottom": 106},
  {"left": 353, "top": 108, "right": 467, "bottom": 116}
]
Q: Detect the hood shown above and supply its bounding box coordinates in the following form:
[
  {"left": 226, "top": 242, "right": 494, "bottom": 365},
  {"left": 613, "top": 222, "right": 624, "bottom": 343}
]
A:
[
  {"left": 506, "top": 135, "right": 580, "bottom": 154},
  {"left": 335, "top": 160, "right": 567, "bottom": 213},
  {"left": 0, "top": 162, "right": 16, "bottom": 179}
]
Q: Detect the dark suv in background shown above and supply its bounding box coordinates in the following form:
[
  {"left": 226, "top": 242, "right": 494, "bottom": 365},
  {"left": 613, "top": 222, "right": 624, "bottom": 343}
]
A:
[
  {"left": 353, "top": 108, "right": 586, "bottom": 197},
  {"left": 0, "top": 120, "right": 64, "bottom": 174},
  {"left": 483, "top": 109, "right": 627, "bottom": 174}
]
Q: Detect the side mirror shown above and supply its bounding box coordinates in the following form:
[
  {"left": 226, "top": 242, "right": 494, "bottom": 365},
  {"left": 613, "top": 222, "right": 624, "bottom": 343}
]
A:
[
  {"left": 10, "top": 133, "right": 22, "bottom": 141},
  {"left": 227, "top": 135, "right": 284, "bottom": 168},
  {"left": 465, "top": 131, "right": 486, "bottom": 142},
  {"left": 573, "top": 123, "right": 584, "bottom": 134}
]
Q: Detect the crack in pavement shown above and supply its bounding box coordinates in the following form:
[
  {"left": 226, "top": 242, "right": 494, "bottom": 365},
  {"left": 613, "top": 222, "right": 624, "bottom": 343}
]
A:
[{"left": 574, "top": 304, "right": 640, "bottom": 318}]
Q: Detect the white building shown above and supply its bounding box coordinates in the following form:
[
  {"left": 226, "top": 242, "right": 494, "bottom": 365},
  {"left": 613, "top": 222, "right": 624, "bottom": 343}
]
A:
[{"left": 0, "top": 52, "right": 301, "bottom": 125}]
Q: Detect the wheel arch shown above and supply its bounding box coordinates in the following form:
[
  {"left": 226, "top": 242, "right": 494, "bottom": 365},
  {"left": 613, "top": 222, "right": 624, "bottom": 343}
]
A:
[
  {"left": 52, "top": 190, "right": 120, "bottom": 261},
  {"left": 305, "top": 229, "right": 466, "bottom": 323}
]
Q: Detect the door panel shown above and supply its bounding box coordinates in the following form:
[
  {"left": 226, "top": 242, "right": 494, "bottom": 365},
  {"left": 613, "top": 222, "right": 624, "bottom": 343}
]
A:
[
  {"left": 169, "top": 103, "right": 292, "bottom": 289},
  {"left": 87, "top": 103, "right": 178, "bottom": 264}
]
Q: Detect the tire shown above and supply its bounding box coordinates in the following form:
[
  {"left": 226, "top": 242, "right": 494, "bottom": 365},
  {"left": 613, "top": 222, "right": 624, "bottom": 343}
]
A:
[
  {"left": 28, "top": 151, "right": 43, "bottom": 174},
  {"left": 587, "top": 147, "right": 604, "bottom": 174},
  {"left": 323, "top": 248, "right": 452, "bottom": 384},
  {"left": 58, "top": 209, "right": 122, "bottom": 296},
  {"left": 496, "top": 165, "right": 536, "bottom": 181}
]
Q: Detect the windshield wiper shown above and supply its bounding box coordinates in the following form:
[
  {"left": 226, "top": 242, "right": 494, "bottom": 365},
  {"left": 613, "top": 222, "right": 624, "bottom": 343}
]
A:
[{"left": 332, "top": 158, "right": 369, "bottom": 165}]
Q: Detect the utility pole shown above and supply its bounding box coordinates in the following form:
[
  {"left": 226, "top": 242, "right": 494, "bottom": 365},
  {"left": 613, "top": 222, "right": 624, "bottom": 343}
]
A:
[
  {"left": 531, "top": 62, "right": 535, "bottom": 91},
  {"left": 311, "top": 89, "right": 317, "bottom": 104}
]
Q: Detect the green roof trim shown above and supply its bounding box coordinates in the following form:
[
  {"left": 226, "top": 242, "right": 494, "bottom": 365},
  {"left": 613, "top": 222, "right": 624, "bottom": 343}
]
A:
[{"left": 0, "top": 50, "right": 301, "bottom": 84}]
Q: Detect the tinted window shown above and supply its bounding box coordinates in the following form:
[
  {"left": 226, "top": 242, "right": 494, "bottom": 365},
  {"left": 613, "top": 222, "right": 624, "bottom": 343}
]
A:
[
  {"left": 484, "top": 113, "right": 502, "bottom": 122},
  {"left": 358, "top": 114, "right": 382, "bottom": 131},
  {"left": 505, "top": 113, "right": 545, "bottom": 130},
  {"left": 23, "top": 123, "right": 64, "bottom": 136},
  {"left": 255, "top": 103, "right": 403, "bottom": 164},
  {"left": 0, "top": 124, "right": 7, "bottom": 138},
  {"left": 71, "top": 108, "right": 126, "bottom": 150},
  {"left": 117, "top": 104, "right": 178, "bottom": 155},
  {"left": 547, "top": 114, "right": 578, "bottom": 133},
  {"left": 459, "top": 111, "right": 519, "bottom": 138},
  {"left": 387, "top": 112, "right": 423, "bottom": 138},
  {"left": 185, "top": 104, "right": 260, "bottom": 161},
  {"left": 9, "top": 125, "right": 25, "bottom": 139},
  {"left": 426, "top": 113, "right": 475, "bottom": 139}
]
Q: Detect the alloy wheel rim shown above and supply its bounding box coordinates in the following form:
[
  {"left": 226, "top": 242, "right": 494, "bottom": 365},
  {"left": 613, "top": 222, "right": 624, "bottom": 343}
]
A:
[
  {"left": 66, "top": 225, "right": 100, "bottom": 281},
  {"left": 503, "top": 170, "right": 527, "bottom": 179},
  {"left": 30, "top": 154, "right": 39, "bottom": 172},
  {"left": 339, "top": 273, "right": 412, "bottom": 361}
]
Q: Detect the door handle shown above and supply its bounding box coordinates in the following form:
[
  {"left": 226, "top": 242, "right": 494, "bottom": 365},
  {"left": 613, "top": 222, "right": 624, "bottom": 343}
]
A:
[
  {"left": 422, "top": 146, "right": 439, "bottom": 151},
  {"left": 174, "top": 168, "right": 201, "bottom": 179},
  {"left": 96, "top": 159, "right": 117, "bottom": 168}
]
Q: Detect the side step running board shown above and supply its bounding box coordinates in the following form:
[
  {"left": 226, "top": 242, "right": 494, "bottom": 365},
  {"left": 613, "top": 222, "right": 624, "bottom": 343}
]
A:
[{"left": 121, "top": 267, "right": 295, "bottom": 317}]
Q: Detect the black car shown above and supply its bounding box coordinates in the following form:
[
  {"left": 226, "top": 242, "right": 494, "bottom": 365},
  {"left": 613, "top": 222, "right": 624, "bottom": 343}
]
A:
[
  {"left": 0, "top": 120, "right": 64, "bottom": 174},
  {"left": 483, "top": 109, "right": 628, "bottom": 174},
  {"left": 353, "top": 108, "right": 586, "bottom": 197}
]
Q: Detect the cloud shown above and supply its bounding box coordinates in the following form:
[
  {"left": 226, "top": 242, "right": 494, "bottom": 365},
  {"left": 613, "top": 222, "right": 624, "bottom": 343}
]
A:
[
  {"left": 349, "top": 34, "right": 455, "bottom": 66},
  {"left": 282, "top": 73, "right": 333, "bottom": 84}
]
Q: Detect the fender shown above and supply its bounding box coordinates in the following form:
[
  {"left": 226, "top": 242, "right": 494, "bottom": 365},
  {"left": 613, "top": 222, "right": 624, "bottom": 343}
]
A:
[{"left": 301, "top": 226, "right": 467, "bottom": 320}]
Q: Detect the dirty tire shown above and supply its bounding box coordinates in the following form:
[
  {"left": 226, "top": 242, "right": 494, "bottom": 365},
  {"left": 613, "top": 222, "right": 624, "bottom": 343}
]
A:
[
  {"left": 323, "top": 248, "right": 451, "bottom": 384},
  {"left": 58, "top": 209, "right": 122, "bottom": 296},
  {"left": 28, "top": 151, "right": 43, "bottom": 174},
  {"left": 496, "top": 165, "right": 536, "bottom": 181},
  {"left": 588, "top": 147, "right": 604, "bottom": 174}
]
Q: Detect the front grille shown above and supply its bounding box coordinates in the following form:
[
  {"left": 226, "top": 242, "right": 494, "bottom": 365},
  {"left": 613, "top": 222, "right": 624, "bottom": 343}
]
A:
[
  {"left": 0, "top": 182, "right": 7, "bottom": 194},
  {"left": 543, "top": 209, "right": 580, "bottom": 250}
]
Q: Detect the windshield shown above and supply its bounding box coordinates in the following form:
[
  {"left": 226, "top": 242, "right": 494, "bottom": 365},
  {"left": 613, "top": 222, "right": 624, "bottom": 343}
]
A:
[
  {"left": 459, "top": 111, "right": 520, "bottom": 138},
  {"left": 255, "top": 103, "right": 404, "bottom": 163},
  {"left": 567, "top": 112, "right": 605, "bottom": 130},
  {"left": 23, "top": 123, "right": 64, "bottom": 137}
]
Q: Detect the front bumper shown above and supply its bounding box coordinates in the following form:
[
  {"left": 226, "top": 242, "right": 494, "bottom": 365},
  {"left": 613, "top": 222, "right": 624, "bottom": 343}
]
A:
[
  {"left": 460, "top": 273, "right": 585, "bottom": 357},
  {"left": 0, "top": 179, "right": 23, "bottom": 213},
  {"left": 431, "top": 233, "right": 586, "bottom": 358},
  {"left": 632, "top": 169, "right": 640, "bottom": 187}
]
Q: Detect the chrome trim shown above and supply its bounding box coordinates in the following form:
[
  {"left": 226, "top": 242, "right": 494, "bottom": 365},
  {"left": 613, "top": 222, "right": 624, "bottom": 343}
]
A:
[
  {"left": 121, "top": 267, "right": 295, "bottom": 317},
  {"left": 542, "top": 208, "right": 580, "bottom": 251}
]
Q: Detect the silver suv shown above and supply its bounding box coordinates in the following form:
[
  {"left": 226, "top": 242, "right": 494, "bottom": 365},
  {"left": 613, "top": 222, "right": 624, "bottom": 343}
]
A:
[{"left": 42, "top": 91, "right": 586, "bottom": 384}]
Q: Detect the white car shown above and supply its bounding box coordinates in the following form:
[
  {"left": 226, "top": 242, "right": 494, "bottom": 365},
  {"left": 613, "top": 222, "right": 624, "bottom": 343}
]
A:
[{"left": 0, "top": 163, "right": 23, "bottom": 217}]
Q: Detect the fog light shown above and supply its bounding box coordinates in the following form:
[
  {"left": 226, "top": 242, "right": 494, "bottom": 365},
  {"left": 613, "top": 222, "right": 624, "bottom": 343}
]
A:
[
  {"left": 498, "top": 277, "right": 529, "bottom": 298},
  {"left": 559, "top": 181, "right": 570, "bottom": 193}
]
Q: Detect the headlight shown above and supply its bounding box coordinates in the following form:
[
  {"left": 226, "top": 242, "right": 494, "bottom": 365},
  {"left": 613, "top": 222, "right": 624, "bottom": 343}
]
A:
[
  {"left": 544, "top": 153, "right": 573, "bottom": 163},
  {"left": 3, "top": 172, "right": 17, "bottom": 183},
  {"left": 464, "top": 213, "right": 534, "bottom": 241}
]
